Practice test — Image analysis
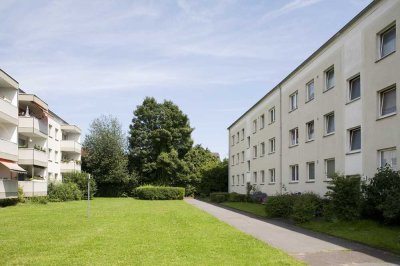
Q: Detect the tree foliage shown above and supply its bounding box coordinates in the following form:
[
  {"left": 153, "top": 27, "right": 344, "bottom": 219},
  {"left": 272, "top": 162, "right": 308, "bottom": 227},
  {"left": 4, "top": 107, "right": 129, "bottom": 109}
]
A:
[{"left": 83, "top": 115, "right": 134, "bottom": 196}]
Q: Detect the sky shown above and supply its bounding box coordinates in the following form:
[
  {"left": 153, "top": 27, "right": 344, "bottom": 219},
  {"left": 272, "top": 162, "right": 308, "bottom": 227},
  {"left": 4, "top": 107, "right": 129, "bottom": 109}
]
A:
[{"left": 0, "top": 0, "right": 371, "bottom": 158}]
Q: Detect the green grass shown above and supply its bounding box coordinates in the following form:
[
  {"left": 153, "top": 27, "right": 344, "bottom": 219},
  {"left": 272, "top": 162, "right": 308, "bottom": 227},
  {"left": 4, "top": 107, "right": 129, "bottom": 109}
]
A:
[
  {"left": 221, "top": 202, "right": 267, "bottom": 217},
  {"left": 302, "top": 219, "right": 400, "bottom": 255},
  {"left": 0, "top": 198, "right": 303, "bottom": 265}
]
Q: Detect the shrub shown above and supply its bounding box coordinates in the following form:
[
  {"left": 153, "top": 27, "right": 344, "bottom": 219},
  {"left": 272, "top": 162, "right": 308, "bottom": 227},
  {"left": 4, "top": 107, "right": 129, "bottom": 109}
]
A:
[
  {"left": 326, "top": 174, "right": 361, "bottom": 221},
  {"left": 135, "top": 186, "right": 185, "bottom": 200},
  {"left": 291, "top": 192, "right": 322, "bottom": 223},
  {"left": 362, "top": 167, "right": 400, "bottom": 224},
  {"left": 18, "top": 186, "right": 25, "bottom": 203},
  {"left": 228, "top": 192, "right": 247, "bottom": 202},
  {"left": 210, "top": 192, "right": 229, "bottom": 203},
  {"left": 29, "top": 196, "right": 48, "bottom": 204},
  {"left": 48, "top": 182, "right": 82, "bottom": 202},
  {"left": 63, "top": 172, "right": 96, "bottom": 199},
  {"left": 265, "top": 194, "right": 296, "bottom": 218},
  {"left": 0, "top": 198, "right": 18, "bottom": 207},
  {"left": 250, "top": 191, "right": 267, "bottom": 204}
]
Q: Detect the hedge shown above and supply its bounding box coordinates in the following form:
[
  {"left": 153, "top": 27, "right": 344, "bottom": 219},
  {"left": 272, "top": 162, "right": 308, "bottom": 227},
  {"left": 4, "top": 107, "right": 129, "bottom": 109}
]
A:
[
  {"left": 135, "top": 186, "right": 185, "bottom": 200},
  {"left": 210, "top": 192, "right": 229, "bottom": 203}
]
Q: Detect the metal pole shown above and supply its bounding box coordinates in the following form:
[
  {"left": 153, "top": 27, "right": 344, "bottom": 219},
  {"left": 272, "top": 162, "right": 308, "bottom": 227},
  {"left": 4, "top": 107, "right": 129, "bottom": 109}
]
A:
[{"left": 88, "top": 174, "right": 90, "bottom": 220}]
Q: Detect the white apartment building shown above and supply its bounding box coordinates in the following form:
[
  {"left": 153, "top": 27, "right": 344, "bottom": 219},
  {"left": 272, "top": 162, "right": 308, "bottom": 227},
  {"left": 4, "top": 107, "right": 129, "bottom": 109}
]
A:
[
  {"left": 228, "top": 0, "right": 399, "bottom": 196},
  {"left": 0, "top": 71, "right": 82, "bottom": 199}
]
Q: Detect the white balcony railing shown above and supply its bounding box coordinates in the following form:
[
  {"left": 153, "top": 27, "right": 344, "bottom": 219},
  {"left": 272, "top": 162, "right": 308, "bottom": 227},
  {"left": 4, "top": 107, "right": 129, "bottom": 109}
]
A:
[
  {"left": 18, "top": 180, "right": 47, "bottom": 197},
  {"left": 60, "top": 161, "right": 81, "bottom": 173},
  {"left": 19, "top": 116, "right": 48, "bottom": 137},
  {"left": 60, "top": 140, "right": 81, "bottom": 154},
  {"left": 0, "top": 138, "right": 18, "bottom": 161},
  {"left": 0, "top": 179, "right": 18, "bottom": 199},
  {"left": 0, "top": 98, "right": 18, "bottom": 125},
  {"left": 18, "top": 148, "right": 47, "bottom": 167}
]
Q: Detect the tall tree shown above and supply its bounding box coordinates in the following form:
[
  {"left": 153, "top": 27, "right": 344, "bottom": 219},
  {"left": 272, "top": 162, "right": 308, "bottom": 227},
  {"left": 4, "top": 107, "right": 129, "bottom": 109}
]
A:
[
  {"left": 128, "top": 97, "right": 194, "bottom": 184},
  {"left": 83, "top": 115, "right": 133, "bottom": 196}
]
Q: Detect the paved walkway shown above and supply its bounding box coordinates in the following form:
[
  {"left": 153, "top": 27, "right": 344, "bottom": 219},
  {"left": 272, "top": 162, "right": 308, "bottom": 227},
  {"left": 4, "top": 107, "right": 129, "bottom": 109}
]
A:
[{"left": 185, "top": 198, "right": 400, "bottom": 266}]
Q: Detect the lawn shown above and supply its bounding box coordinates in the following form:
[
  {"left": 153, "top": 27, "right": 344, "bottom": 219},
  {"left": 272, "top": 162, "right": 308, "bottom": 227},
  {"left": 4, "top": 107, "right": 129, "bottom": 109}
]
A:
[
  {"left": 221, "top": 201, "right": 267, "bottom": 217},
  {"left": 302, "top": 219, "right": 400, "bottom": 255},
  {"left": 0, "top": 198, "right": 303, "bottom": 265}
]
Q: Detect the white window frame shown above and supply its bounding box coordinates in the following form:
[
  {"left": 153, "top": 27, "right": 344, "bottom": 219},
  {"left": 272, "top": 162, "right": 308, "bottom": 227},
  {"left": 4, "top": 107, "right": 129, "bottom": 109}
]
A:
[
  {"left": 247, "top": 160, "right": 250, "bottom": 172},
  {"left": 290, "top": 164, "right": 299, "bottom": 182},
  {"left": 379, "top": 24, "right": 396, "bottom": 59},
  {"left": 253, "top": 119, "right": 257, "bottom": 133},
  {"left": 260, "top": 114, "right": 265, "bottom": 129},
  {"left": 379, "top": 86, "right": 397, "bottom": 118},
  {"left": 306, "top": 120, "right": 314, "bottom": 141},
  {"left": 237, "top": 175, "right": 240, "bottom": 186},
  {"left": 253, "top": 171, "right": 258, "bottom": 184},
  {"left": 324, "top": 112, "right": 335, "bottom": 135},
  {"left": 231, "top": 155, "right": 235, "bottom": 166},
  {"left": 289, "top": 91, "right": 298, "bottom": 111},
  {"left": 269, "top": 138, "right": 276, "bottom": 153},
  {"left": 236, "top": 132, "right": 239, "bottom": 144},
  {"left": 269, "top": 168, "right": 276, "bottom": 183},
  {"left": 242, "top": 174, "right": 245, "bottom": 185},
  {"left": 236, "top": 153, "right": 240, "bottom": 165},
  {"left": 241, "top": 151, "right": 245, "bottom": 163},
  {"left": 232, "top": 176, "right": 235, "bottom": 186},
  {"left": 325, "top": 158, "right": 335, "bottom": 179},
  {"left": 379, "top": 148, "right": 397, "bottom": 170},
  {"left": 241, "top": 128, "right": 245, "bottom": 141},
  {"left": 253, "top": 145, "right": 258, "bottom": 158},
  {"left": 232, "top": 135, "right": 235, "bottom": 146},
  {"left": 307, "top": 161, "right": 315, "bottom": 181},
  {"left": 260, "top": 170, "right": 265, "bottom": 184},
  {"left": 325, "top": 66, "right": 335, "bottom": 91},
  {"left": 247, "top": 136, "right": 250, "bottom": 149},
  {"left": 269, "top": 107, "right": 276, "bottom": 124},
  {"left": 348, "top": 75, "right": 361, "bottom": 102},
  {"left": 260, "top": 142, "right": 265, "bottom": 156},
  {"left": 306, "top": 80, "right": 315, "bottom": 102},
  {"left": 349, "top": 126, "right": 361, "bottom": 152},
  {"left": 289, "top": 127, "right": 299, "bottom": 147}
]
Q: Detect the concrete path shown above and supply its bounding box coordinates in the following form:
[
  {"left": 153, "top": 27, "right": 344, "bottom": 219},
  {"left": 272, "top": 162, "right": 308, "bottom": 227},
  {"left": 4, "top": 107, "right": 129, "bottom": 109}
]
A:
[{"left": 185, "top": 198, "right": 400, "bottom": 266}]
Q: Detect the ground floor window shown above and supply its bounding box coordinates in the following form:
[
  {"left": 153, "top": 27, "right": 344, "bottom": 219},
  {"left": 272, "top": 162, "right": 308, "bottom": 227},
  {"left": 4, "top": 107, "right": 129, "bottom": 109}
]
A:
[
  {"left": 379, "top": 148, "right": 397, "bottom": 170},
  {"left": 325, "top": 158, "right": 335, "bottom": 179},
  {"left": 269, "top": 168, "right": 275, "bottom": 183},
  {"left": 290, "top": 165, "right": 299, "bottom": 182},
  {"left": 307, "top": 162, "right": 315, "bottom": 181}
]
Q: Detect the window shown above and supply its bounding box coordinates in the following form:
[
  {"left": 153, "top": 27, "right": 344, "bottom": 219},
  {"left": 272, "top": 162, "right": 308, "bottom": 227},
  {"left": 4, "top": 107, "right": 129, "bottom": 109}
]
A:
[
  {"left": 325, "top": 158, "right": 335, "bottom": 179},
  {"left": 290, "top": 165, "right": 299, "bottom": 182},
  {"left": 269, "top": 138, "right": 275, "bottom": 153},
  {"left": 306, "top": 121, "right": 314, "bottom": 141},
  {"left": 241, "top": 128, "right": 245, "bottom": 140},
  {"left": 242, "top": 174, "right": 245, "bottom": 185},
  {"left": 306, "top": 80, "right": 315, "bottom": 101},
  {"left": 380, "top": 25, "right": 396, "bottom": 58},
  {"left": 307, "top": 162, "right": 315, "bottom": 181},
  {"left": 289, "top": 91, "right": 298, "bottom": 111},
  {"left": 48, "top": 172, "right": 52, "bottom": 181},
  {"left": 289, "top": 128, "right": 299, "bottom": 146},
  {"left": 260, "top": 142, "right": 265, "bottom": 156},
  {"left": 253, "top": 172, "right": 258, "bottom": 184},
  {"left": 247, "top": 160, "right": 250, "bottom": 172},
  {"left": 349, "top": 75, "right": 361, "bottom": 101},
  {"left": 232, "top": 176, "right": 235, "bottom": 186},
  {"left": 253, "top": 145, "right": 258, "bottom": 158},
  {"left": 349, "top": 127, "right": 361, "bottom": 151},
  {"left": 325, "top": 67, "right": 335, "bottom": 90},
  {"left": 253, "top": 119, "right": 257, "bottom": 133},
  {"left": 55, "top": 151, "right": 59, "bottom": 163},
  {"left": 49, "top": 124, "right": 53, "bottom": 138},
  {"left": 232, "top": 135, "right": 235, "bottom": 146},
  {"left": 241, "top": 151, "right": 245, "bottom": 163},
  {"left": 231, "top": 155, "right": 235, "bottom": 166},
  {"left": 379, "top": 148, "right": 397, "bottom": 170},
  {"left": 236, "top": 132, "right": 239, "bottom": 143},
  {"left": 269, "top": 169, "right": 276, "bottom": 183},
  {"left": 261, "top": 170, "right": 265, "bottom": 184},
  {"left": 380, "top": 87, "right": 396, "bottom": 117},
  {"left": 247, "top": 136, "right": 251, "bottom": 149},
  {"left": 55, "top": 173, "right": 58, "bottom": 181},
  {"left": 260, "top": 114, "right": 265, "bottom": 129},
  {"left": 55, "top": 128, "right": 59, "bottom": 140},
  {"left": 237, "top": 175, "right": 240, "bottom": 186},
  {"left": 236, "top": 153, "right": 240, "bottom": 165},
  {"left": 269, "top": 107, "right": 275, "bottom": 123},
  {"left": 48, "top": 148, "right": 52, "bottom": 161},
  {"left": 325, "top": 112, "right": 335, "bottom": 135}
]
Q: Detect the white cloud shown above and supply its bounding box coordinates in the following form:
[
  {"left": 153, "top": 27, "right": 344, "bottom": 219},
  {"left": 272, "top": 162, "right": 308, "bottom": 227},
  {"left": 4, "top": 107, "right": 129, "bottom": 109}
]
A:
[{"left": 261, "top": 0, "right": 322, "bottom": 22}]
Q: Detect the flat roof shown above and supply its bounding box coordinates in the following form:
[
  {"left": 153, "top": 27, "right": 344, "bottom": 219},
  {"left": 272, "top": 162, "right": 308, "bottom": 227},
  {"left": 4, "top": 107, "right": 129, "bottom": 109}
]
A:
[{"left": 227, "top": 0, "right": 379, "bottom": 130}]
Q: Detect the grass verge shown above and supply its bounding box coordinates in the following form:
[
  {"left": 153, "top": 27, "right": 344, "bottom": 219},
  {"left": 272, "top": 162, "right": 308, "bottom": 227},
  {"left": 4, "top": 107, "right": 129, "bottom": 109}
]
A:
[{"left": 221, "top": 201, "right": 267, "bottom": 217}]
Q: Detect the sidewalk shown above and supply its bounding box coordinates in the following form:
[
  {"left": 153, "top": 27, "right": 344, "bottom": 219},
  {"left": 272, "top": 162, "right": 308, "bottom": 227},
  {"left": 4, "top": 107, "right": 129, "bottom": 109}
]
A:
[{"left": 185, "top": 198, "right": 400, "bottom": 266}]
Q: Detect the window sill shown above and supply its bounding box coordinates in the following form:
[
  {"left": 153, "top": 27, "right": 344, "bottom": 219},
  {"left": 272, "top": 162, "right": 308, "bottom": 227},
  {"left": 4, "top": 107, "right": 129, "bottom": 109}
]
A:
[
  {"left": 305, "top": 98, "right": 314, "bottom": 104},
  {"left": 49, "top": 136, "right": 53, "bottom": 139},
  {"left": 377, "top": 112, "right": 396, "bottom": 121},
  {"left": 305, "top": 139, "right": 314, "bottom": 143},
  {"left": 323, "top": 86, "right": 334, "bottom": 93},
  {"left": 268, "top": 151, "right": 276, "bottom": 155},
  {"left": 289, "top": 144, "right": 299, "bottom": 148},
  {"left": 345, "top": 97, "right": 361, "bottom": 105},
  {"left": 375, "top": 50, "right": 396, "bottom": 63},
  {"left": 289, "top": 181, "right": 299, "bottom": 184},
  {"left": 288, "top": 108, "right": 298, "bottom": 114},
  {"left": 268, "top": 182, "right": 276, "bottom": 185},
  {"left": 306, "top": 180, "right": 315, "bottom": 183},
  {"left": 346, "top": 150, "right": 361, "bottom": 155},
  {"left": 260, "top": 154, "right": 265, "bottom": 158},
  {"left": 323, "top": 132, "right": 335, "bottom": 138},
  {"left": 260, "top": 183, "right": 265, "bottom": 185},
  {"left": 268, "top": 121, "right": 275, "bottom": 125},
  {"left": 323, "top": 179, "right": 332, "bottom": 183}
]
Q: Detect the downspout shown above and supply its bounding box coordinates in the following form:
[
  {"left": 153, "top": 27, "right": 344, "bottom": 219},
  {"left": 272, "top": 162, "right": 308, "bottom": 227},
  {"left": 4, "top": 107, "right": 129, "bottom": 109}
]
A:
[{"left": 279, "top": 85, "right": 283, "bottom": 194}]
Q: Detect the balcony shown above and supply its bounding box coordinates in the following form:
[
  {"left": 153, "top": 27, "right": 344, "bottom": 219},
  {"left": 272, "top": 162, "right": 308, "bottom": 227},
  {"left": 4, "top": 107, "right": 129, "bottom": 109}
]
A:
[
  {"left": 18, "top": 148, "right": 47, "bottom": 168},
  {"left": 19, "top": 116, "right": 48, "bottom": 139},
  {"left": 18, "top": 180, "right": 47, "bottom": 197},
  {"left": 60, "top": 140, "right": 81, "bottom": 154},
  {"left": 61, "top": 124, "right": 81, "bottom": 134},
  {"left": 0, "top": 179, "right": 18, "bottom": 199},
  {"left": 0, "top": 139, "right": 18, "bottom": 161},
  {"left": 0, "top": 97, "right": 18, "bottom": 125},
  {"left": 61, "top": 161, "right": 81, "bottom": 173}
]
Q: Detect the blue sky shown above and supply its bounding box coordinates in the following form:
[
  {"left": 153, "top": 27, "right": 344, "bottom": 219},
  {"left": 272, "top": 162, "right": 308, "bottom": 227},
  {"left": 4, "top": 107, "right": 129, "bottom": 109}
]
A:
[{"left": 0, "top": 0, "right": 371, "bottom": 158}]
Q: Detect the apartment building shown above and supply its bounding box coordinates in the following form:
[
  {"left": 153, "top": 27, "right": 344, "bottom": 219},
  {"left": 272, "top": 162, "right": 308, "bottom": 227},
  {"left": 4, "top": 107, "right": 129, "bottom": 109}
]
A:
[
  {"left": 228, "top": 0, "right": 399, "bottom": 196},
  {"left": 0, "top": 71, "right": 82, "bottom": 199}
]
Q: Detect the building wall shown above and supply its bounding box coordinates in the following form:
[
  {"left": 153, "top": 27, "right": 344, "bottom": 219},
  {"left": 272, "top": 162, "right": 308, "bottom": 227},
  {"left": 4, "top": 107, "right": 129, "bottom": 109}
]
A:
[
  {"left": 47, "top": 116, "right": 62, "bottom": 182},
  {"left": 229, "top": 0, "right": 399, "bottom": 196}
]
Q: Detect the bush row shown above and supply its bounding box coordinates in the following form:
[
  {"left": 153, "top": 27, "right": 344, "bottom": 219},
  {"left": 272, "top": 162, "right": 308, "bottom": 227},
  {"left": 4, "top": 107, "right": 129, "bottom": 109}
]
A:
[
  {"left": 209, "top": 192, "right": 248, "bottom": 203},
  {"left": 48, "top": 182, "right": 82, "bottom": 202},
  {"left": 135, "top": 186, "right": 185, "bottom": 200}
]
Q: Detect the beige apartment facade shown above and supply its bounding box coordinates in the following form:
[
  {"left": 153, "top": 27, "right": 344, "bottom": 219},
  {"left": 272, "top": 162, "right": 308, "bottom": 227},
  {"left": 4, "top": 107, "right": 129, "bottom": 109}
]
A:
[{"left": 228, "top": 0, "right": 399, "bottom": 196}]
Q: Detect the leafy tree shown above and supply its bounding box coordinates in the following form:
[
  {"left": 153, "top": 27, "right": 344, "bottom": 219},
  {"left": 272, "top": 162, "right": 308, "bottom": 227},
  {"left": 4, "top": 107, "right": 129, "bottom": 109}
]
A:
[
  {"left": 197, "top": 159, "right": 228, "bottom": 196},
  {"left": 128, "top": 97, "right": 193, "bottom": 185},
  {"left": 83, "top": 115, "right": 134, "bottom": 196},
  {"left": 63, "top": 171, "right": 96, "bottom": 199}
]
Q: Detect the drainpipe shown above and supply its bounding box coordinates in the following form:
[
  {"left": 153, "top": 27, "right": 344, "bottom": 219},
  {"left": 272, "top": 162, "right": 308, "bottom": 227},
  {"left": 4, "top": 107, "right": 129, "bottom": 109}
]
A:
[{"left": 279, "top": 85, "right": 283, "bottom": 195}]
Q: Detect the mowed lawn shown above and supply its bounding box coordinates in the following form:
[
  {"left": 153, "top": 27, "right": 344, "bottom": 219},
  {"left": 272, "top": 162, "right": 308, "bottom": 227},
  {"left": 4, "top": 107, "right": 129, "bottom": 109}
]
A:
[{"left": 0, "top": 198, "right": 303, "bottom": 266}]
